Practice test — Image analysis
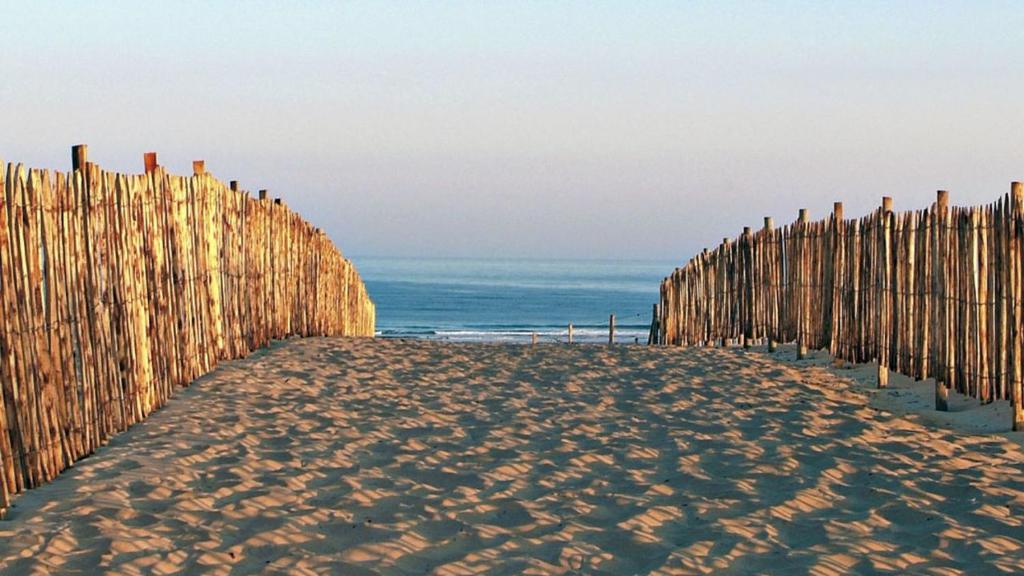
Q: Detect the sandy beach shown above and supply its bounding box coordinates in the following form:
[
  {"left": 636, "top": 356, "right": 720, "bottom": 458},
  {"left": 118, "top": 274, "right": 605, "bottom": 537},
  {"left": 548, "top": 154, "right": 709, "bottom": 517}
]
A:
[{"left": 1, "top": 338, "right": 1023, "bottom": 574}]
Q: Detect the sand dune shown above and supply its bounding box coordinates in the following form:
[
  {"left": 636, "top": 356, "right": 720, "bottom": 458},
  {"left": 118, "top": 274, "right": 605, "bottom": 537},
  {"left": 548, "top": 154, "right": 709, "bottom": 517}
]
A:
[{"left": 1, "top": 338, "right": 1023, "bottom": 574}]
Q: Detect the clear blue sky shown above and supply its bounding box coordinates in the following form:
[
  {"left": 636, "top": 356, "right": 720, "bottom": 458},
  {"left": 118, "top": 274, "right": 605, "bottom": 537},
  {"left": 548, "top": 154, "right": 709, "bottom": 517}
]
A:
[{"left": 2, "top": 1, "right": 1022, "bottom": 260}]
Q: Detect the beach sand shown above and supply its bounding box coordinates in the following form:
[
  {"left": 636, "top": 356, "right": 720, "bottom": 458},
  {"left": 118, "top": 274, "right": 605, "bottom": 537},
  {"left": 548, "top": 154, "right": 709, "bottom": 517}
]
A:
[{"left": 1, "top": 338, "right": 1023, "bottom": 574}]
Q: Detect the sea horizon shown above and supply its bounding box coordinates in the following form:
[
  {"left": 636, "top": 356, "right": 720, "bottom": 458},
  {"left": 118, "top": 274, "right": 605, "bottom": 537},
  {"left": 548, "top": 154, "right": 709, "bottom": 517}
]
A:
[{"left": 355, "top": 255, "right": 675, "bottom": 343}]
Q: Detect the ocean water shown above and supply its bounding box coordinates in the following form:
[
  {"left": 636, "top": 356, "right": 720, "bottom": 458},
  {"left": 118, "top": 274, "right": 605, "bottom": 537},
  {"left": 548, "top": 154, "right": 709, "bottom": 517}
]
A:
[{"left": 356, "top": 257, "right": 676, "bottom": 344}]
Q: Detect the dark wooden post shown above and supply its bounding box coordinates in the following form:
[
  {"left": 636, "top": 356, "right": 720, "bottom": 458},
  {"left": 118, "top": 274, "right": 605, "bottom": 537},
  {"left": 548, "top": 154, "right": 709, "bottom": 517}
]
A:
[
  {"left": 878, "top": 196, "right": 893, "bottom": 388},
  {"left": 742, "top": 226, "right": 753, "bottom": 348},
  {"left": 935, "top": 190, "right": 950, "bottom": 410},
  {"left": 764, "top": 216, "right": 776, "bottom": 352},
  {"left": 797, "top": 208, "right": 809, "bottom": 359},
  {"left": 259, "top": 189, "right": 268, "bottom": 200},
  {"left": 192, "top": 160, "right": 205, "bottom": 175},
  {"left": 230, "top": 181, "right": 239, "bottom": 192},
  {"left": 144, "top": 152, "right": 158, "bottom": 173},
  {"left": 608, "top": 314, "right": 616, "bottom": 347},
  {"left": 1011, "top": 183, "right": 1024, "bottom": 430},
  {"left": 830, "top": 202, "right": 843, "bottom": 355},
  {"left": 720, "top": 237, "right": 730, "bottom": 347},
  {"left": 71, "top": 145, "right": 88, "bottom": 171}
]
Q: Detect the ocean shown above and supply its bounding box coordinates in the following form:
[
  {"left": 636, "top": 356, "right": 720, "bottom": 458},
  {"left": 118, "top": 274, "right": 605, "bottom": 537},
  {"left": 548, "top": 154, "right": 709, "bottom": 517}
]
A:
[{"left": 356, "top": 257, "right": 676, "bottom": 344}]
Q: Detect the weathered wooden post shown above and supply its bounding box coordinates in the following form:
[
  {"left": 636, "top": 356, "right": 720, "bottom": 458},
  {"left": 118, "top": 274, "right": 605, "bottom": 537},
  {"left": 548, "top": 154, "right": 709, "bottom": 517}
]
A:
[
  {"left": 830, "top": 202, "right": 843, "bottom": 355},
  {"left": 192, "top": 160, "right": 205, "bottom": 175},
  {"left": 230, "top": 181, "right": 239, "bottom": 192},
  {"left": 144, "top": 152, "right": 158, "bottom": 173},
  {"left": 721, "top": 237, "right": 731, "bottom": 347},
  {"left": 71, "top": 144, "right": 88, "bottom": 171},
  {"left": 531, "top": 332, "right": 538, "bottom": 347},
  {"left": 764, "top": 217, "right": 776, "bottom": 352},
  {"left": 568, "top": 323, "right": 574, "bottom": 345},
  {"left": 933, "top": 190, "right": 949, "bottom": 409},
  {"left": 878, "top": 196, "right": 893, "bottom": 388},
  {"left": 648, "top": 303, "right": 660, "bottom": 345},
  {"left": 797, "top": 208, "right": 809, "bottom": 359},
  {"left": 1011, "top": 182, "right": 1024, "bottom": 430},
  {"left": 742, "top": 226, "right": 753, "bottom": 349},
  {"left": 259, "top": 189, "right": 268, "bottom": 200},
  {"left": 608, "top": 314, "right": 616, "bottom": 347}
]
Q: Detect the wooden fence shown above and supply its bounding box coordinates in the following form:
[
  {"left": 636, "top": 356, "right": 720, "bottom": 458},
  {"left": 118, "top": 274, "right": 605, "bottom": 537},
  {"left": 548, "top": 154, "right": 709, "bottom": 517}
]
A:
[
  {"left": 659, "top": 186, "right": 1024, "bottom": 431},
  {"left": 0, "top": 147, "right": 375, "bottom": 516}
]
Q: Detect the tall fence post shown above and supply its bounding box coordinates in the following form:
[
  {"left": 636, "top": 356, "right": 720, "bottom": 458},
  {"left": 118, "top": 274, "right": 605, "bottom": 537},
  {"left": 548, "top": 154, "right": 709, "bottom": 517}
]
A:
[
  {"left": 742, "top": 226, "right": 753, "bottom": 349},
  {"left": 878, "top": 196, "right": 893, "bottom": 388},
  {"left": 71, "top": 144, "right": 88, "bottom": 171},
  {"left": 192, "top": 160, "right": 205, "bottom": 175},
  {"left": 764, "top": 217, "right": 776, "bottom": 352},
  {"left": 1012, "top": 182, "right": 1024, "bottom": 430},
  {"left": 144, "top": 152, "right": 158, "bottom": 173},
  {"left": 935, "top": 190, "right": 950, "bottom": 410},
  {"left": 259, "top": 189, "right": 268, "bottom": 201},
  {"left": 829, "top": 202, "right": 843, "bottom": 355},
  {"left": 797, "top": 208, "right": 809, "bottom": 359}
]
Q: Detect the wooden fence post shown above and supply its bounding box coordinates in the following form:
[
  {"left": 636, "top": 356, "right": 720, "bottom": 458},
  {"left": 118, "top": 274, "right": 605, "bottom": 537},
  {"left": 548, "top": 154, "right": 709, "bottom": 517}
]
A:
[
  {"left": 830, "top": 202, "right": 843, "bottom": 355},
  {"left": 878, "top": 196, "right": 893, "bottom": 388},
  {"left": 259, "top": 189, "right": 268, "bottom": 201},
  {"left": 797, "top": 208, "right": 809, "bottom": 359},
  {"left": 71, "top": 145, "right": 88, "bottom": 171},
  {"left": 230, "top": 181, "right": 239, "bottom": 192},
  {"left": 648, "top": 303, "right": 660, "bottom": 345},
  {"left": 1012, "top": 182, "right": 1024, "bottom": 430},
  {"left": 764, "top": 217, "right": 776, "bottom": 352},
  {"left": 144, "top": 152, "right": 158, "bottom": 173},
  {"left": 935, "top": 190, "right": 950, "bottom": 410},
  {"left": 742, "top": 226, "right": 753, "bottom": 349},
  {"left": 568, "top": 323, "right": 574, "bottom": 345},
  {"left": 609, "top": 314, "right": 615, "bottom": 347},
  {"left": 192, "top": 160, "right": 205, "bottom": 175}
]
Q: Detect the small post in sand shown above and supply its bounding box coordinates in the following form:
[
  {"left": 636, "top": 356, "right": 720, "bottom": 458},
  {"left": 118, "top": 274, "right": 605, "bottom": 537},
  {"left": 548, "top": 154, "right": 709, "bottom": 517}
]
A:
[
  {"left": 144, "top": 152, "right": 158, "bottom": 173},
  {"left": 935, "top": 190, "right": 950, "bottom": 411},
  {"left": 531, "top": 332, "right": 538, "bottom": 347},
  {"left": 648, "top": 303, "right": 660, "bottom": 345},
  {"left": 192, "top": 160, "right": 205, "bottom": 175},
  {"left": 71, "top": 144, "right": 87, "bottom": 171},
  {"left": 568, "top": 324, "right": 574, "bottom": 345},
  {"left": 878, "top": 196, "right": 893, "bottom": 388},
  {"left": 1011, "top": 183, "right": 1024, "bottom": 430},
  {"left": 608, "top": 314, "right": 615, "bottom": 347}
]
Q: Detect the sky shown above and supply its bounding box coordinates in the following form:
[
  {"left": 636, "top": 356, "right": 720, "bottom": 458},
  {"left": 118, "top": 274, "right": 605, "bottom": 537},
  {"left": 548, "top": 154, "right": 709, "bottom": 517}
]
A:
[{"left": 1, "top": 1, "right": 1023, "bottom": 261}]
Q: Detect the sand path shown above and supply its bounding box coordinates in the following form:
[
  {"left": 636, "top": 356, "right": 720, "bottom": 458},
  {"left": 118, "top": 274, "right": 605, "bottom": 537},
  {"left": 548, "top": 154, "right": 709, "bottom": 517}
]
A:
[{"left": 1, "top": 338, "right": 1023, "bottom": 574}]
